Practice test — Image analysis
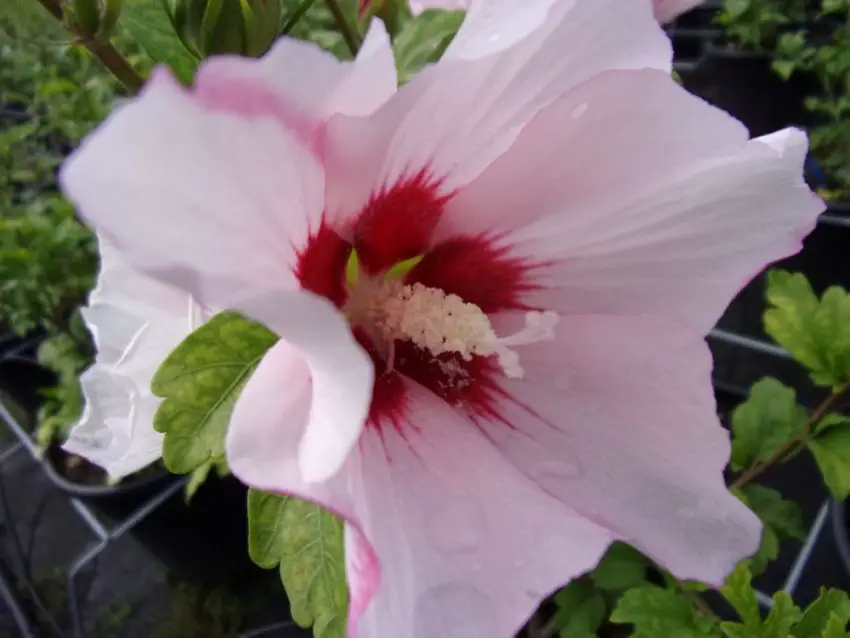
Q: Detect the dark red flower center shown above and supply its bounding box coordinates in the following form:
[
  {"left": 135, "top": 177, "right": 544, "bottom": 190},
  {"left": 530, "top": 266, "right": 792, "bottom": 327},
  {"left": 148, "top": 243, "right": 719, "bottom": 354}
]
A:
[{"left": 295, "top": 172, "right": 547, "bottom": 434}]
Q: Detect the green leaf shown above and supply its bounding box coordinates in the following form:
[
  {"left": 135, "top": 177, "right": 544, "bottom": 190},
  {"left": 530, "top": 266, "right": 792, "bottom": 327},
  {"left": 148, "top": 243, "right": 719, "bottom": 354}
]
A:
[
  {"left": 393, "top": 9, "right": 464, "bottom": 82},
  {"left": 809, "top": 423, "right": 850, "bottom": 499},
  {"left": 762, "top": 592, "right": 802, "bottom": 637},
  {"left": 152, "top": 311, "right": 277, "bottom": 474},
  {"left": 590, "top": 542, "right": 649, "bottom": 591},
  {"left": 721, "top": 625, "right": 752, "bottom": 638},
  {"left": 735, "top": 475, "right": 804, "bottom": 576},
  {"left": 721, "top": 563, "right": 760, "bottom": 628},
  {"left": 121, "top": 0, "right": 199, "bottom": 83},
  {"left": 730, "top": 377, "right": 808, "bottom": 470},
  {"left": 749, "top": 526, "right": 781, "bottom": 576},
  {"left": 553, "top": 579, "right": 606, "bottom": 638},
  {"left": 184, "top": 457, "right": 229, "bottom": 502},
  {"left": 773, "top": 60, "right": 796, "bottom": 80},
  {"left": 816, "top": 414, "right": 850, "bottom": 436},
  {"left": 247, "top": 490, "right": 348, "bottom": 637},
  {"left": 764, "top": 270, "right": 850, "bottom": 389},
  {"left": 610, "top": 586, "right": 719, "bottom": 637},
  {"left": 741, "top": 485, "right": 806, "bottom": 540},
  {"left": 822, "top": 613, "right": 850, "bottom": 638},
  {"left": 794, "top": 589, "right": 850, "bottom": 637}
]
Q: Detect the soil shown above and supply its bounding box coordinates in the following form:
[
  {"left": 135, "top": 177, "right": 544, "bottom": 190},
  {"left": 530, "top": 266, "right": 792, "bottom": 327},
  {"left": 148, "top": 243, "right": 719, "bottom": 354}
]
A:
[{"left": 57, "top": 448, "right": 163, "bottom": 488}]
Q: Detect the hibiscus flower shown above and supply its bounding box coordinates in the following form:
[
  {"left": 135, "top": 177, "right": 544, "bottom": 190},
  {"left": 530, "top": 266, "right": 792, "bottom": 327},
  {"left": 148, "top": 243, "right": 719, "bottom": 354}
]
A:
[
  {"left": 362, "top": 0, "right": 705, "bottom": 23},
  {"left": 63, "top": 236, "right": 207, "bottom": 479},
  {"left": 60, "top": 0, "right": 823, "bottom": 636}
]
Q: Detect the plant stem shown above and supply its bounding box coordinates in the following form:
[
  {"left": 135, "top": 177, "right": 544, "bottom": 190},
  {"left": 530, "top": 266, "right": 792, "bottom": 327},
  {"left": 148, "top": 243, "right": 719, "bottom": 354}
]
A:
[
  {"left": 526, "top": 610, "right": 543, "bottom": 637},
  {"left": 539, "top": 614, "right": 559, "bottom": 638},
  {"left": 325, "top": 0, "right": 361, "bottom": 56},
  {"left": 682, "top": 588, "right": 716, "bottom": 618},
  {"left": 730, "top": 380, "right": 850, "bottom": 490},
  {"left": 281, "top": 0, "right": 319, "bottom": 36},
  {"left": 33, "top": 0, "right": 145, "bottom": 94},
  {"left": 77, "top": 37, "right": 145, "bottom": 93}
]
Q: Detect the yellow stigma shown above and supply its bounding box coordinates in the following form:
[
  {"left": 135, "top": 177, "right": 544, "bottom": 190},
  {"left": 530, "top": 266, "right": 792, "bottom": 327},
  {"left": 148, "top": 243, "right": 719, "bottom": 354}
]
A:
[
  {"left": 366, "top": 281, "right": 559, "bottom": 379},
  {"left": 346, "top": 249, "right": 360, "bottom": 285}
]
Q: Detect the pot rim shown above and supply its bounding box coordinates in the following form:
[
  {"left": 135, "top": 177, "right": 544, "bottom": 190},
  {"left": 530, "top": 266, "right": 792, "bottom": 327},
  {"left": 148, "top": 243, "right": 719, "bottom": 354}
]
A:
[{"left": 41, "top": 444, "right": 174, "bottom": 499}]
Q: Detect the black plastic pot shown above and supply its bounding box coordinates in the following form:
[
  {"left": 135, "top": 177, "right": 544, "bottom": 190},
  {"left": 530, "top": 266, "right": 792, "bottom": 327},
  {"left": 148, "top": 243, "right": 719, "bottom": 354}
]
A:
[
  {"left": 713, "top": 202, "right": 850, "bottom": 379},
  {"left": 42, "top": 445, "right": 259, "bottom": 581},
  {"left": 0, "top": 334, "right": 54, "bottom": 415},
  {"left": 826, "top": 199, "right": 850, "bottom": 219},
  {"left": 41, "top": 445, "right": 176, "bottom": 520},
  {"left": 0, "top": 333, "right": 257, "bottom": 583},
  {"left": 684, "top": 43, "right": 813, "bottom": 137}
]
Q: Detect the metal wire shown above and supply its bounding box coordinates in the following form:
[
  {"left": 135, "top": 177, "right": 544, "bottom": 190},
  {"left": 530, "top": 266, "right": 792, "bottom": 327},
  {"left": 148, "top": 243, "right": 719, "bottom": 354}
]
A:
[
  {"left": 0, "top": 553, "right": 37, "bottom": 638},
  {"left": 783, "top": 501, "right": 831, "bottom": 594},
  {"left": 0, "top": 457, "right": 68, "bottom": 637},
  {"left": 239, "top": 620, "right": 298, "bottom": 638},
  {"left": 831, "top": 500, "right": 850, "bottom": 577}
]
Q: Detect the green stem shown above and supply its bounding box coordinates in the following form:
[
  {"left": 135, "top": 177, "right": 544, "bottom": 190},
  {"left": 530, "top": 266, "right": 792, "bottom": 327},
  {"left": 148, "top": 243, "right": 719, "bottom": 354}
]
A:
[
  {"left": 78, "top": 36, "right": 145, "bottom": 93},
  {"left": 538, "top": 614, "right": 558, "bottom": 638},
  {"left": 325, "top": 0, "right": 360, "bottom": 56},
  {"left": 731, "top": 380, "right": 850, "bottom": 490},
  {"left": 681, "top": 587, "right": 716, "bottom": 619},
  {"left": 33, "top": 0, "right": 144, "bottom": 94},
  {"left": 281, "top": 0, "right": 319, "bottom": 36},
  {"left": 523, "top": 609, "right": 546, "bottom": 638}
]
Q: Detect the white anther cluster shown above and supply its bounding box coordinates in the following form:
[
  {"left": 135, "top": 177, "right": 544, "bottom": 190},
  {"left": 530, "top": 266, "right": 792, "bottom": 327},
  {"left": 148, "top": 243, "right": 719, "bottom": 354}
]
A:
[{"left": 368, "top": 281, "right": 559, "bottom": 379}]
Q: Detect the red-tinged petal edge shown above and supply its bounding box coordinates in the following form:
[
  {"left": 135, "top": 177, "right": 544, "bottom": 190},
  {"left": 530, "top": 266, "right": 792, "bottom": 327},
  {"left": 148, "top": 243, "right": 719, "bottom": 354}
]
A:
[
  {"left": 295, "top": 221, "right": 352, "bottom": 308},
  {"left": 407, "top": 233, "right": 546, "bottom": 314},
  {"left": 354, "top": 169, "right": 454, "bottom": 276},
  {"left": 355, "top": 329, "right": 408, "bottom": 436},
  {"left": 191, "top": 65, "right": 327, "bottom": 161}
]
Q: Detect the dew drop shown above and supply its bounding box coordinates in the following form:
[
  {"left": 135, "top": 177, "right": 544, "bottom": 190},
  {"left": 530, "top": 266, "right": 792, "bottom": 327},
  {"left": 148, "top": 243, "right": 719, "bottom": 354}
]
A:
[
  {"left": 414, "top": 584, "right": 494, "bottom": 638},
  {"left": 570, "top": 102, "right": 589, "bottom": 119},
  {"left": 488, "top": 32, "right": 502, "bottom": 43},
  {"left": 425, "top": 500, "right": 484, "bottom": 554},
  {"left": 553, "top": 368, "right": 578, "bottom": 392},
  {"left": 531, "top": 460, "right": 583, "bottom": 484}
]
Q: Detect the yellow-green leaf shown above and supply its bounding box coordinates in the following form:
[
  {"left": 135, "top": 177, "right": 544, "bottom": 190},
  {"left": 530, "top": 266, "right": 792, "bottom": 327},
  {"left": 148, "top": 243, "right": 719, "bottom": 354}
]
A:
[
  {"left": 151, "top": 311, "right": 277, "bottom": 474},
  {"left": 248, "top": 489, "right": 348, "bottom": 638}
]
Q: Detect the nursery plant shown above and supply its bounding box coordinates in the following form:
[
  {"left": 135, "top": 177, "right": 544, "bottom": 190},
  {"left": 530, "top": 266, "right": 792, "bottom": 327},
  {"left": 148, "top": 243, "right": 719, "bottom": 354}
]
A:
[
  {"left": 5, "top": 0, "right": 850, "bottom": 637},
  {"left": 718, "top": 0, "right": 850, "bottom": 199},
  {"left": 0, "top": 12, "right": 148, "bottom": 475}
]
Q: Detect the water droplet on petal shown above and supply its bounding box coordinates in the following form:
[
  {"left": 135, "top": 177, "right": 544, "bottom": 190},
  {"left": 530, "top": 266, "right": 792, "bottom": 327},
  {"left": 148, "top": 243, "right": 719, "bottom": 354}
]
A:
[
  {"left": 425, "top": 500, "right": 484, "bottom": 554},
  {"left": 488, "top": 33, "right": 502, "bottom": 43},
  {"left": 529, "top": 460, "right": 584, "bottom": 498},
  {"left": 531, "top": 460, "right": 583, "bottom": 484},
  {"left": 553, "top": 368, "right": 579, "bottom": 392},
  {"left": 571, "top": 102, "right": 589, "bottom": 119},
  {"left": 415, "top": 584, "right": 494, "bottom": 638}
]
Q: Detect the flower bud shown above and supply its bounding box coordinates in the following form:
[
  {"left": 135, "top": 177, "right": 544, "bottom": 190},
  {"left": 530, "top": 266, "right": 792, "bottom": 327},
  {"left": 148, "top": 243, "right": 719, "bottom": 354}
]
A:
[
  {"left": 166, "top": 0, "right": 285, "bottom": 59},
  {"left": 61, "top": 0, "right": 122, "bottom": 41}
]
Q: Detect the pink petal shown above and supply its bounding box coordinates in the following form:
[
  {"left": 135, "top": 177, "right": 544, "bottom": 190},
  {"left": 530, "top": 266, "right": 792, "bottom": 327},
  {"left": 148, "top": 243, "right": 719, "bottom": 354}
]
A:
[
  {"left": 653, "top": 0, "right": 704, "bottom": 23},
  {"left": 440, "top": 69, "right": 823, "bottom": 334},
  {"left": 228, "top": 356, "right": 613, "bottom": 637},
  {"left": 63, "top": 366, "right": 163, "bottom": 479},
  {"left": 61, "top": 69, "right": 326, "bottom": 310},
  {"left": 232, "top": 289, "right": 375, "bottom": 484},
  {"left": 482, "top": 313, "right": 761, "bottom": 584},
  {"left": 194, "top": 19, "right": 396, "bottom": 128},
  {"left": 324, "top": 0, "right": 671, "bottom": 219},
  {"left": 345, "top": 382, "right": 613, "bottom": 638},
  {"left": 64, "top": 236, "right": 206, "bottom": 479},
  {"left": 409, "top": 0, "right": 470, "bottom": 16}
]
